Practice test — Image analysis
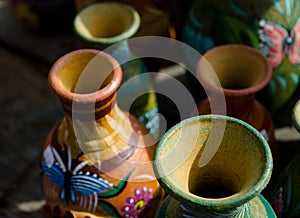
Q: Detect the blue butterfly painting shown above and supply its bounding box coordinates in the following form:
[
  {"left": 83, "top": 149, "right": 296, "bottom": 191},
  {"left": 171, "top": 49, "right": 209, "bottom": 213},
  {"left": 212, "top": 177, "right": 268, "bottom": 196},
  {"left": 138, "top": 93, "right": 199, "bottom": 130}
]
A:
[{"left": 41, "top": 144, "right": 113, "bottom": 210}]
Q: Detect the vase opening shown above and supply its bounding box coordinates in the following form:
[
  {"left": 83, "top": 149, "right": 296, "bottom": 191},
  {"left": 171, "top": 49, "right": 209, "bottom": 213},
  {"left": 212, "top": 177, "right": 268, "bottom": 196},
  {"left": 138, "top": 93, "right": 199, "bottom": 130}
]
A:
[
  {"left": 49, "top": 49, "right": 122, "bottom": 108},
  {"left": 154, "top": 115, "right": 273, "bottom": 211},
  {"left": 56, "top": 51, "right": 114, "bottom": 94},
  {"left": 197, "top": 44, "right": 271, "bottom": 92},
  {"left": 74, "top": 2, "right": 140, "bottom": 44}
]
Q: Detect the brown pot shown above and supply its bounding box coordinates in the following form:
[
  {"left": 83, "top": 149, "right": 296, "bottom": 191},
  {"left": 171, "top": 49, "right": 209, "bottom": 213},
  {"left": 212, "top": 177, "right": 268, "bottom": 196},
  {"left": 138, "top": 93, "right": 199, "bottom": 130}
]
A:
[
  {"left": 40, "top": 49, "right": 163, "bottom": 217},
  {"left": 195, "top": 44, "right": 277, "bottom": 161}
]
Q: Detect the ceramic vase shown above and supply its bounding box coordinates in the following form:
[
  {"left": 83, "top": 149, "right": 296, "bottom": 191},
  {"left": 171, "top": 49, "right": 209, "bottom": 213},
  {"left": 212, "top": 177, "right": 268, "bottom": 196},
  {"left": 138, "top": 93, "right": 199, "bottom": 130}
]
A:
[
  {"left": 183, "top": 0, "right": 300, "bottom": 114},
  {"left": 195, "top": 44, "right": 278, "bottom": 161},
  {"left": 266, "top": 153, "right": 300, "bottom": 218},
  {"left": 40, "top": 49, "right": 163, "bottom": 217},
  {"left": 293, "top": 99, "right": 300, "bottom": 133},
  {"left": 73, "top": 2, "right": 160, "bottom": 139},
  {"left": 74, "top": 0, "right": 172, "bottom": 38},
  {"left": 154, "top": 114, "right": 275, "bottom": 217}
]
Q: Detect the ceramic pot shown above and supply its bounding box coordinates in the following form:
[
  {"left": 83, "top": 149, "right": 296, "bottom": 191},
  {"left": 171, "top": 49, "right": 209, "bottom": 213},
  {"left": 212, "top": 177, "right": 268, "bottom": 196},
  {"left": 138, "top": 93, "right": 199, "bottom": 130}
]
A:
[
  {"left": 154, "top": 115, "right": 275, "bottom": 217},
  {"left": 74, "top": 0, "right": 172, "bottom": 38},
  {"left": 40, "top": 49, "right": 163, "bottom": 217},
  {"left": 293, "top": 99, "right": 300, "bottom": 132},
  {"left": 183, "top": 0, "right": 300, "bottom": 114},
  {"left": 73, "top": 2, "right": 161, "bottom": 139},
  {"left": 266, "top": 153, "right": 300, "bottom": 218},
  {"left": 195, "top": 44, "right": 278, "bottom": 161}
]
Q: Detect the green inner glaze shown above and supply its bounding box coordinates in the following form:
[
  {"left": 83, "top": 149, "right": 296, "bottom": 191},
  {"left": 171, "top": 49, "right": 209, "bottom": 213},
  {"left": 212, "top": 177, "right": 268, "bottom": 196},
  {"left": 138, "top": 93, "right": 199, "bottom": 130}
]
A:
[{"left": 293, "top": 99, "right": 300, "bottom": 132}]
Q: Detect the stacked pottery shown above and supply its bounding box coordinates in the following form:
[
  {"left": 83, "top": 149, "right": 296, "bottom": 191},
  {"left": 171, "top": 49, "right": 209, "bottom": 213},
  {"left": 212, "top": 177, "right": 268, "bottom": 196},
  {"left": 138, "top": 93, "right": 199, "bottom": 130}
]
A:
[
  {"left": 183, "top": 0, "right": 300, "bottom": 114},
  {"left": 40, "top": 49, "right": 163, "bottom": 217},
  {"left": 74, "top": 2, "right": 161, "bottom": 139},
  {"left": 195, "top": 44, "right": 278, "bottom": 161},
  {"left": 154, "top": 115, "right": 275, "bottom": 217}
]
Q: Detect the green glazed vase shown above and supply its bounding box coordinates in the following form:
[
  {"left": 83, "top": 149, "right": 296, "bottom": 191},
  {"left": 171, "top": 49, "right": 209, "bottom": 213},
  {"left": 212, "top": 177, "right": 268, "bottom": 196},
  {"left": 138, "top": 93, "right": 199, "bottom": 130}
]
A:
[
  {"left": 73, "top": 2, "right": 160, "bottom": 139},
  {"left": 153, "top": 115, "right": 275, "bottom": 217},
  {"left": 183, "top": 0, "right": 300, "bottom": 114},
  {"left": 266, "top": 101, "right": 300, "bottom": 217}
]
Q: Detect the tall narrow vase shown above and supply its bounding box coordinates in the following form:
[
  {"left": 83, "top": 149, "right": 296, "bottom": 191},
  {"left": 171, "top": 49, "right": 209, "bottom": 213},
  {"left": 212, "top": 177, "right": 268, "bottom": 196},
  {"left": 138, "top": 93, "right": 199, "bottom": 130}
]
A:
[
  {"left": 195, "top": 44, "right": 277, "bottom": 160},
  {"left": 40, "top": 49, "right": 162, "bottom": 217},
  {"left": 154, "top": 115, "right": 275, "bottom": 217},
  {"left": 73, "top": 2, "right": 160, "bottom": 139}
]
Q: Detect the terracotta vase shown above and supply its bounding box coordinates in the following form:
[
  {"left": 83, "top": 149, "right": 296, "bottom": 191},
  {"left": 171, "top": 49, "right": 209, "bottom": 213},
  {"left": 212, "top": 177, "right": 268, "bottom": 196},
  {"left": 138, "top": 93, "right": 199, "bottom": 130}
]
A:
[
  {"left": 73, "top": 2, "right": 161, "bottom": 139},
  {"left": 40, "top": 49, "right": 163, "bottom": 217},
  {"left": 195, "top": 44, "right": 278, "bottom": 161},
  {"left": 154, "top": 115, "right": 275, "bottom": 217},
  {"left": 183, "top": 0, "right": 300, "bottom": 114}
]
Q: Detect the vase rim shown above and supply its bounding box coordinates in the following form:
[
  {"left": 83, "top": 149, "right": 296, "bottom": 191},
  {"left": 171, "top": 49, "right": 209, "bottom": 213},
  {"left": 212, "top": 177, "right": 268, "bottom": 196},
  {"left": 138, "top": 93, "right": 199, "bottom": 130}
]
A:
[
  {"left": 197, "top": 44, "right": 272, "bottom": 97},
  {"left": 292, "top": 99, "right": 300, "bottom": 133},
  {"left": 154, "top": 114, "right": 273, "bottom": 210},
  {"left": 73, "top": 2, "right": 141, "bottom": 45},
  {"left": 48, "top": 49, "right": 122, "bottom": 104}
]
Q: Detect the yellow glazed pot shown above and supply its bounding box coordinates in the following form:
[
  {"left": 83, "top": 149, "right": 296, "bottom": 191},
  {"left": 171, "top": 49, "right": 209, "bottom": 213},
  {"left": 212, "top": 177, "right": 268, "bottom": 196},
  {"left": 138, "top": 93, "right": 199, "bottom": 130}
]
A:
[{"left": 154, "top": 115, "right": 275, "bottom": 217}]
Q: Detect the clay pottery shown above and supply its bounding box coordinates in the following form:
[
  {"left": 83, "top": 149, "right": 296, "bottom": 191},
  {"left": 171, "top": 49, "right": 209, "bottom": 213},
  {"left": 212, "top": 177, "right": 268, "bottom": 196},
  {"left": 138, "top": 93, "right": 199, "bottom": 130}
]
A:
[
  {"left": 183, "top": 0, "right": 300, "bottom": 114},
  {"left": 293, "top": 99, "right": 300, "bottom": 132},
  {"left": 74, "top": 0, "right": 172, "bottom": 38},
  {"left": 195, "top": 44, "right": 278, "bottom": 161},
  {"left": 73, "top": 2, "right": 161, "bottom": 139},
  {"left": 154, "top": 114, "right": 275, "bottom": 217},
  {"left": 40, "top": 49, "right": 163, "bottom": 217},
  {"left": 266, "top": 153, "right": 300, "bottom": 218}
]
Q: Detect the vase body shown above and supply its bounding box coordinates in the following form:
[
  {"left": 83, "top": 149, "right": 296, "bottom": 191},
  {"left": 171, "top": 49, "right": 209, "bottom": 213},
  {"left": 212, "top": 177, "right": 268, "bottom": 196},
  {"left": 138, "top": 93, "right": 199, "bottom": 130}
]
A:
[
  {"left": 183, "top": 0, "right": 300, "bottom": 114},
  {"left": 74, "top": 2, "right": 160, "bottom": 140},
  {"left": 266, "top": 153, "right": 300, "bottom": 218},
  {"left": 195, "top": 44, "right": 278, "bottom": 161},
  {"left": 154, "top": 115, "right": 275, "bottom": 217},
  {"left": 40, "top": 49, "right": 163, "bottom": 217}
]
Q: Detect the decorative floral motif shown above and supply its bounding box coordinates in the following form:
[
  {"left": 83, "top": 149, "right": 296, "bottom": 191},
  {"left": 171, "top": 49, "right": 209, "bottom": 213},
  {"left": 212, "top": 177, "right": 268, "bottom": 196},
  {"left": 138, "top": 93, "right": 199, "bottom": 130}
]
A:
[{"left": 121, "top": 186, "right": 153, "bottom": 218}]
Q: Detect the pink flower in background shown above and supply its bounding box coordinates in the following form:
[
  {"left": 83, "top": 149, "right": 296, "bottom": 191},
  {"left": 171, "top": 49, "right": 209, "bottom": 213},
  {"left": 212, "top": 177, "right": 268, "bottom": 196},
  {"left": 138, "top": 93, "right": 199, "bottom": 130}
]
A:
[{"left": 121, "top": 186, "right": 153, "bottom": 218}]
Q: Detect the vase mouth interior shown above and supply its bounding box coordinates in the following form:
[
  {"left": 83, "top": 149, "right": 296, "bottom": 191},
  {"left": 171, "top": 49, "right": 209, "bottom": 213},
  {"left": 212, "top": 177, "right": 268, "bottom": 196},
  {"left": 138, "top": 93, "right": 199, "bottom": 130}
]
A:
[
  {"left": 49, "top": 49, "right": 122, "bottom": 102},
  {"left": 74, "top": 2, "right": 140, "bottom": 44},
  {"left": 197, "top": 45, "right": 271, "bottom": 94},
  {"left": 154, "top": 115, "right": 272, "bottom": 209}
]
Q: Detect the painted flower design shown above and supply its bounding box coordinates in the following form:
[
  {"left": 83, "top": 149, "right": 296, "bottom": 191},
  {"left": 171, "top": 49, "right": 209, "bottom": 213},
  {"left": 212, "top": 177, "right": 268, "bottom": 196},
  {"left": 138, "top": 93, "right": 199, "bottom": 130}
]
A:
[{"left": 121, "top": 186, "right": 153, "bottom": 218}]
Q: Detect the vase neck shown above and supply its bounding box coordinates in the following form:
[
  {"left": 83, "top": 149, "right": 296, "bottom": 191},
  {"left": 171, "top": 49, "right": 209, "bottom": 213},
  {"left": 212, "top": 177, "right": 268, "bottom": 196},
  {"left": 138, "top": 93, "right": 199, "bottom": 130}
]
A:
[
  {"left": 224, "top": 93, "right": 255, "bottom": 116},
  {"left": 180, "top": 202, "right": 249, "bottom": 217},
  {"left": 61, "top": 102, "right": 137, "bottom": 168},
  {"left": 60, "top": 92, "right": 117, "bottom": 121},
  {"left": 208, "top": 92, "right": 255, "bottom": 117}
]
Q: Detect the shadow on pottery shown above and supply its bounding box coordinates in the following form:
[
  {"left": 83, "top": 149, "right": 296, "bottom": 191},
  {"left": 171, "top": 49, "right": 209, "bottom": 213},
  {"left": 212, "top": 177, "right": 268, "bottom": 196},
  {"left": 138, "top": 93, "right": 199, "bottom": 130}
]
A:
[{"left": 154, "top": 115, "right": 275, "bottom": 217}]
